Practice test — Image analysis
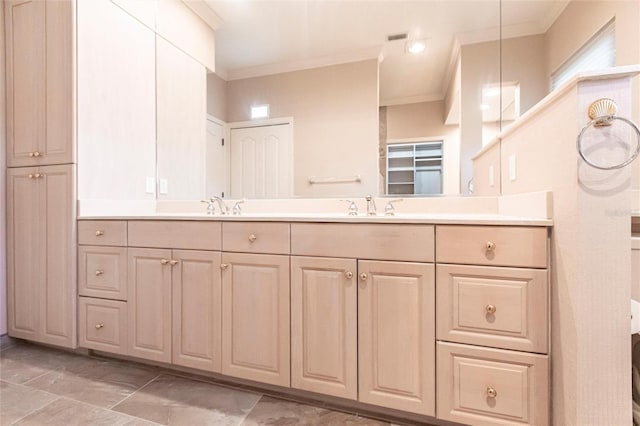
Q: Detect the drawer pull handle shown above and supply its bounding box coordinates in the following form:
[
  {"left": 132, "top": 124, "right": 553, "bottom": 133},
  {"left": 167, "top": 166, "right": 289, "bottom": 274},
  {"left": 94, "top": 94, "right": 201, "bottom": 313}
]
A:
[
  {"left": 95, "top": 270, "right": 104, "bottom": 276},
  {"left": 485, "top": 241, "right": 496, "bottom": 251},
  {"left": 220, "top": 263, "right": 229, "bottom": 270},
  {"left": 486, "top": 304, "right": 497, "bottom": 314},
  {"left": 486, "top": 386, "right": 497, "bottom": 399},
  {"left": 169, "top": 260, "right": 179, "bottom": 266},
  {"left": 359, "top": 272, "right": 368, "bottom": 281},
  {"left": 160, "top": 259, "right": 170, "bottom": 265},
  {"left": 248, "top": 233, "right": 257, "bottom": 243},
  {"left": 345, "top": 271, "right": 353, "bottom": 279},
  {"left": 95, "top": 323, "right": 104, "bottom": 330},
  {"left": 95, "top": 230, "right": 104, "bottom": 237}
]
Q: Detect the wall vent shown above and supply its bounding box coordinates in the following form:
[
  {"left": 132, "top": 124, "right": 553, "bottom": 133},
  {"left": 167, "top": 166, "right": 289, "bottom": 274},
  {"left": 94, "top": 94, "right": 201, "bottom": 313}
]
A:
[{"left": 386, "top": 32, "right": 408, "bottom": 42}]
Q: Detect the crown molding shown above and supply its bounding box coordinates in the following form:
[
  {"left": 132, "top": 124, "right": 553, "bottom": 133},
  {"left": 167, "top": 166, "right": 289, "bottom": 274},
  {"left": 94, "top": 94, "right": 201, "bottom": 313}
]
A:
[
  {"left": 182, "top": 0, "right": 224, "bottom": 30},
  {"left": 380, "top": 93, "right": 443, "bottom": 107},
  {"left": 225, "top": 46, "right": 382, "bottom": 81}
]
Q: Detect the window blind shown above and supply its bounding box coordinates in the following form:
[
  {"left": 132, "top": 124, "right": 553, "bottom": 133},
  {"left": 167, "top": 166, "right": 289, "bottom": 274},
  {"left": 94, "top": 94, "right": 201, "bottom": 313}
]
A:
[{"left": 550, "top": 19, "right": 616, "bottom": 91}]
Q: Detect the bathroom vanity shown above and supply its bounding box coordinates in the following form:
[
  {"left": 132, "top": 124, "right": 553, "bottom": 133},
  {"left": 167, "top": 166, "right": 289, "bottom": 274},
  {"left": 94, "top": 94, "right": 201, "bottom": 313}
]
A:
[{"left": 76, "top": 215, "right": 550, "bottom": 425}]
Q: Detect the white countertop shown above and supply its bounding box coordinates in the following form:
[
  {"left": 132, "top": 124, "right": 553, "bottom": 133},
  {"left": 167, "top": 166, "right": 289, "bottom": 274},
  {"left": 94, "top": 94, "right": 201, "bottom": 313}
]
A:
[{"left": 78, "top": 212, "right": 552, "bottom": 226}]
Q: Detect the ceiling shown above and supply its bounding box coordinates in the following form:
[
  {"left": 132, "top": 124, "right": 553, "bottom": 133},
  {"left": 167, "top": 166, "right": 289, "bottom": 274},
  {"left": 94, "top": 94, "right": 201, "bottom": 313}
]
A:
[{"left": 205, "top": 0, "right": 569, "bottom": 105}]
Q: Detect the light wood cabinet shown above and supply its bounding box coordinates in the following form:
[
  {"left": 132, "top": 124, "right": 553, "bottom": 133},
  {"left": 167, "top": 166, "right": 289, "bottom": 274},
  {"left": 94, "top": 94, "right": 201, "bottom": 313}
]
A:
[
  {"left": 290, "top": 256, "right": 357, "bottom": 400},
  {"left": 79, "top": 297, "right": 128, "bottom": 355},
  {"left": 358, "top": 260, "right": 435, "bottom": 416},
  {"left": 78, "top": 246, "right": 127, "bottom": 300},
  {"left": 221, "top": 252, "right": 290, "bottom": 387},
  {"left": 128, "top": 248, "right": 173, "bottom": 363},
  {"left": 437, "top": 342, "right": 549, "bottom": 426},
  {"left": 172, "top": 250, "right": 222, "bottom": 373},
  {"left": 7, "top": 165, "right": 76, "bottom": 348},
  {"left": 5, "top": 0, "right": 73, "bottom": 167}
]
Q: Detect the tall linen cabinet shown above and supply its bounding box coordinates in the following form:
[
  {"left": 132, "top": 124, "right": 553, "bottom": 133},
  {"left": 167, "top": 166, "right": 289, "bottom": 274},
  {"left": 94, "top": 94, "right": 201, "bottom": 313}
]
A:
[{"left": 5, "top": 0, "right": 76, "bottom": 347}]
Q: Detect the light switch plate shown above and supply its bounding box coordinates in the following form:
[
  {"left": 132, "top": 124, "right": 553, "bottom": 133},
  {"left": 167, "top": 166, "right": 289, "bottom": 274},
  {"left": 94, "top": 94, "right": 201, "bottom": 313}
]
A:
[
  {"left": 509, "top": 155, "right": 517, "bottom": 181},
  {"left": 489, "top": 165, "right": 495, "bottom": 187},
  {"left": 159, "top": 179, "right": 168, "bottom": 195},
  {"left": 145, "top": 177, "right": 155, "bottom": 194}
]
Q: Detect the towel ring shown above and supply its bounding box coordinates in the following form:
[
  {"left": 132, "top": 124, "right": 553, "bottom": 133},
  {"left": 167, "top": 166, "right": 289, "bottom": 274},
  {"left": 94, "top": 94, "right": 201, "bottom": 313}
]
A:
[{"left": 576, "top": 114, "right": 640, "bottom": 171}]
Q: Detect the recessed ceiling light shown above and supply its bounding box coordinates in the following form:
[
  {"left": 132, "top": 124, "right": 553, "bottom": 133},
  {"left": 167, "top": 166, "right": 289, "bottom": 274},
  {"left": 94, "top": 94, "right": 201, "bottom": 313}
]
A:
[{"left": 407, "top": 40, "right": 426, "bottom": 54}]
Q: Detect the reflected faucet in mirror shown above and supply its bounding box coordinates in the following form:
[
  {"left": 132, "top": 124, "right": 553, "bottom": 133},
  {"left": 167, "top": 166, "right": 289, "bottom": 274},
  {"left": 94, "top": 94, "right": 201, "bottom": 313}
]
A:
[{"left": 201, "top": 196, "right": 230, "bottom": 215}]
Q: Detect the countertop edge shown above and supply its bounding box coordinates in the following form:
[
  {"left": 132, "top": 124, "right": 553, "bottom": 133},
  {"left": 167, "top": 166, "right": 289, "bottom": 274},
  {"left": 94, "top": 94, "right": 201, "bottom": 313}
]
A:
[{"left": 77, "top": 215, "right": 553, "bottom": 226}]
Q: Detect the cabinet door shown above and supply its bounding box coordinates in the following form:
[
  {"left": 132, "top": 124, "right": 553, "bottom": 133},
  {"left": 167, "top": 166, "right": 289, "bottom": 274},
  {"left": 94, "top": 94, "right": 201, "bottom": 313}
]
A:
[
  {"left": 358, "top": 260, "right": 435, "bottom": 415},
  {"left": 221, "top": 252, "right": 290, "bottom": 386},
  {"left": 128, "top": 248, "right": 172, "bottom": 363},
  {"left": 5, "top": 0, "right": 73, "bottom": 167},
  {"left": 6, "top": 167, "right": 42, "bottom": 341},
  {"left": 40, "top": 165, "right": 76, "bottom": 347},
  {"left": 291, "top": 256, "right": 357, "bottom": 400},
  {"left": 172, "top": 250, "right": 222, "bottom": 372}
]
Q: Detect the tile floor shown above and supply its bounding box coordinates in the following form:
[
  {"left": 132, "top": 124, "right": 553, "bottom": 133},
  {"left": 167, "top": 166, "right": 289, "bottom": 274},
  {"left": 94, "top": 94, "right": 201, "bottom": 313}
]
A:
[{"left": 0, "top": 342, "right": 422, "bottom": 425}]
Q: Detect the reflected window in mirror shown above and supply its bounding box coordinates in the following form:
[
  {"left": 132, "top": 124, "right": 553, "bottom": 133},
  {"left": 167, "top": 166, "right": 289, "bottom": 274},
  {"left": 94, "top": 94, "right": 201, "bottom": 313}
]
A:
[{"left": 550, "top": 19, "right": 615, "bottom": 91}]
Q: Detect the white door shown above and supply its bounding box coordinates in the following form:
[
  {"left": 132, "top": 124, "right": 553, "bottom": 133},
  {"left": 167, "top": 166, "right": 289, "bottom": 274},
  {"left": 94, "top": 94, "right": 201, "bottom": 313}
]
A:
[
  {"left": 229, "top": 124, "right": 292, "bottom": 198},
  {"left": 206, "top": 119, "right": 226, "bottom": 197}
]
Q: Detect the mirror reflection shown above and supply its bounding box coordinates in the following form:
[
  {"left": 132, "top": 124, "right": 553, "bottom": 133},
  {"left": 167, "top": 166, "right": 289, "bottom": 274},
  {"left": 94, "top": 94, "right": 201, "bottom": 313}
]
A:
[{"left": 155, "top": 0, "right": 626, "bottom": 200}]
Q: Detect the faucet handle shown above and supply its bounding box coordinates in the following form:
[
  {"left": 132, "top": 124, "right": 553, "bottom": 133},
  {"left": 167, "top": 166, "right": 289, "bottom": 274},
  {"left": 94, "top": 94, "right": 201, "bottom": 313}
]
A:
[
  {"left": 232, "top": 199, "right": 246, "bottom": 215},
  {"left": 384, "top": 199, "right": 403, "bottom": 216},
  {"left": 340, "top": 200, "right": 358, "bottom": 216},
  {"left": 200, "top": 199, "right": 216, "bottom": 215}
]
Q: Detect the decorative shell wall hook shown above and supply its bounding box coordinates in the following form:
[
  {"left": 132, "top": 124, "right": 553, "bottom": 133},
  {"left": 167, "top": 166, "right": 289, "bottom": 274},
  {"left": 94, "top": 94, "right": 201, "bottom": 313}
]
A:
[{"left": 588, "top": 98, "right": 617, "bottom": 127}]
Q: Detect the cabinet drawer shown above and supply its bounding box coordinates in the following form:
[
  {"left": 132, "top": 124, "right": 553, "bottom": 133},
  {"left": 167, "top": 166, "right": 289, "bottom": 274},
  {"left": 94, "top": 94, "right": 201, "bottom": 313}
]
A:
[
  {"left": 437, "top": 342, "right": 548, "bottom": 426},
  {"left": 128, "top": 221, "right": 221, "bottom": 250},
  {"left": 436, "top": 226, "right": 547, "bottom": 268},
  {"left": 78, "top": 246, "right": 127, "bottom": 300},
  {"left": 78, "top": 220, "right": 127, "bottom": 246},
  {"left": 291, "top": 223, "right": 434, "bottom": 262},
  {"left": 223, "top": 222, "right": 290, "bottom": 254},
  {"left": 437, "top": 265, "right": 548, "bottom": 353},
  {"left": 79, "top": 297, "right": 127, "bottom": 355}
]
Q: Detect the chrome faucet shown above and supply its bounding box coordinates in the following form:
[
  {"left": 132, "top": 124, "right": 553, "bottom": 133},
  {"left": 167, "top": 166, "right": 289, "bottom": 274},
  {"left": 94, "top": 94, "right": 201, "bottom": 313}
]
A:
[
  {"left": 201, "top": 196, "right": 229, "bottom": 215},
  {"left": 365, "top": 195, "right": 377, "bottom": 216},
  {"left": 384, "top": 199, "right": 403, "bottom": 216},
  {"left": 211, "top": 196, "right": 230, "bottom": 215},
  {"left": 340, "top": 200, "right": 359, "bottom": 216},
  {"left": 232, "top": 199, "right": 245, "bottom": 215}
]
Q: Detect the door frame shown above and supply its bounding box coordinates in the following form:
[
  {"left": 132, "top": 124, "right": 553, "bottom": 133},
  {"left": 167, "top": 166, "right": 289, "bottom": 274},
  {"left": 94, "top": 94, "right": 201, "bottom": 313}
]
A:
[
  {"left": 206, "top": 114, "right": 228, "bottom": 197},
  {"left": 226, "top": 117, "right": 295, "bottom": 198}
]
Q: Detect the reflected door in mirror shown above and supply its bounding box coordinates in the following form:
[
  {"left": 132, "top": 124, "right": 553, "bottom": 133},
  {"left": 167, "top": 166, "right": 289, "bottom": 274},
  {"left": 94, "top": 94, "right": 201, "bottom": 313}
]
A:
[{"left": 230, "top": 124, "right": 293, "bottom": 199}]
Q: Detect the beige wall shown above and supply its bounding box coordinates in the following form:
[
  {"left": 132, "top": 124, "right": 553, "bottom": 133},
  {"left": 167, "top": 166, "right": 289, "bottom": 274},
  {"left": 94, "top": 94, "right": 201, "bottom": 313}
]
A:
[
  {"left": 1, "top": 2, "right": 7, "bottom": 335},
  {"left": 545, "top": 0, "right": 640, "bottom": 188},
  {"left": 386, "top": 101, "right": 460, "bottom": 195},
  {"left": 459, "top": 35, "right": 547, "bottom": 194},
  {"left": 227, "top": 60, "right": 379, "bottom": 197},
  {"left": 207, "top": 72, "right": 227, "bottom": 122}
]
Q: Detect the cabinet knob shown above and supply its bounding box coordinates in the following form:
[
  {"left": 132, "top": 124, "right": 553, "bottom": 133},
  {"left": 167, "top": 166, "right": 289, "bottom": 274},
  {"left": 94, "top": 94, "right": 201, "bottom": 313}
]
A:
[
  {"left": 248, "top": 233, "right": 257, "bottom": 243},
  {"left": 28, "top": 152, "right": 35, "bottom": 157},
  {"left": 345, "top": 271, "right": 353, "bottom": 279},
  {"left": 220, "top": 263, "right": 229, "bottom": 270},
  {"left": 95, "top": 270, "right": 104, "bottom": 276},
  {"left": 486, "top": 304, "right": 497, "bottom": 314},
  {"left": 359, "top": 272, "right": 368, "bottom": 281},
  {"left": 34, "top": 173, "right": 42, "bottom": 179},
  {"left": 169, "top": 259, "right": 179, "bottom": 266},
  {"left": 33, "top": 151, "right": 41, "bottom": 157},
  {"left": 28, "top": 174, "right": 34, "bottom": 179},
  {"left": 95, "top": 230, "right": 104, "bottom": 237},
  {"left": 485, "top": 241, "right": 496, "bottom": 251},
  {"left": 486, "top": 386, "right": 498, "bottom": 399},
  {"left": 95, "top": 323, "right": 104, "bottom": 330},
  {"left": 160, "top": 259, "right": 170, "bottom": 265}
]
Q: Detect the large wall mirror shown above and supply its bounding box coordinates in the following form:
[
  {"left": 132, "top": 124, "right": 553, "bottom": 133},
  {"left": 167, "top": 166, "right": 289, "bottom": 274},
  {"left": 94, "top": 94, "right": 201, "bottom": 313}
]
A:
[{"left": 155, "top": 0, "right": 636, "bottom": 201}]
